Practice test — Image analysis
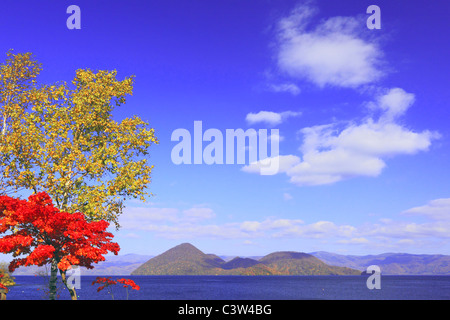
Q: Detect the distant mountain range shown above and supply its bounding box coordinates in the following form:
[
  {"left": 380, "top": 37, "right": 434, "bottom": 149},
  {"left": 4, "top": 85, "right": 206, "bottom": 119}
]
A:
[
  {"left": 131, "top": 243, "right": 361, "bottom": 276},
  {"left": 10, "top": 253, "right": 152, "bottom": 276},
  {"left": 310, "top": 251, "right": 450, "bottom": 275},
  {"left": 7, "top": 243, "right": 450, "bottom": 275}
]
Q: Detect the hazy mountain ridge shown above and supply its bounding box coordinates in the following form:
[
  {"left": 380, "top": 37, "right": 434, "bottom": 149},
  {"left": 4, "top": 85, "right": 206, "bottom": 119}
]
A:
[
  {"left": 9, "top": 253, "right": 153, "bottom": 276},
  {"left": 131, "top": 243, "right": 360, "bottom": 275},
  {"left": 6, "top": 245, "right": 450, "bottom": 275},
  {"left": 309, "top": 251, "right": 450, "bottom": 275}
]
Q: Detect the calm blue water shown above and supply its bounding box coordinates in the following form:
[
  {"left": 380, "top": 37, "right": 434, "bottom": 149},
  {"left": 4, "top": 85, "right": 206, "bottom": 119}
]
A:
[{"left": 5, "top": 275, "right": 450, "bottom": 300}]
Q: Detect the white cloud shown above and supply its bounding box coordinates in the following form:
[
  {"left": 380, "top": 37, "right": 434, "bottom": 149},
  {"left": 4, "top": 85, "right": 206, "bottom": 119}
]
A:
[
  {"left": 240, "top": 221, "right": 262, "bottom": 232},
  {"left": 324, "top": 121, "right": 434, "bottom": 157},
  {"left": 182, "top": 207, "right": 216, "bottom": 221},
  {"left": 246, "top": 111, "right": 282, "bottom": 126},
  {"left": 286, "top": 148, "right": 385, "bottom": 186},
  {"left": 269, "top": 83, "right": 301, "bottom": 95},
  {"left": 245, "top": 110, "right": 301, "bottom": 126},
  {"left": 361, "top": 219, "right": 450, "bottom": 239},
  {"left": 120, "top": 205, "right": 216, "bottom": 230},
  {"left": 376, "top": 87, "right": 415, "bottom": 121},
  {"left": 283, "top": 192, "right": 293, "bottom": 201},
  {"left": 268, "top": 131, "right": 284, "bottom": 144},
  {"left": 276, "top": 3, "right": 384, "bottom": 88},
  {"left": 402, "top": 198, "right": 450, "bottom": 221},
  {"left": 241, "top": 155, "right": 300, "bottom": 175},
  {"left": 242, "top": 88, "right": 439, "bottom": 186},
  {"left": 119, "top": 199, "right": 450, "bottom": 252},
  {"left": 299, "top": 221, "right": 356, "bottom": 238},
  {"left": 338, "top": 237, "right": 370, "bottom": 244}
]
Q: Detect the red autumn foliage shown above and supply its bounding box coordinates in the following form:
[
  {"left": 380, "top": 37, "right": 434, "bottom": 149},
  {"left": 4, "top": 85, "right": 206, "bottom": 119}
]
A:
[
  {"left": 92, "top": 276, "right": 117, "bottom": 292},
  {"left": 92, "top": 276, "right": 140, "bottom": 292},
  {"left": 117, "top": 278, "right": 140, "bottom": 290},
  {"left": 0, "top": 192, "right": 120, "bottom": 273},
  {"left": 92, "top": 276, "right": 140, "bottom": 300}
]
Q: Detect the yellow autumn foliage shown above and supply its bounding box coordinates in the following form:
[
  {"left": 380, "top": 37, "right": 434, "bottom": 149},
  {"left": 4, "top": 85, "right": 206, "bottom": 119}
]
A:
[{"left": 0, "top": 51, "right": 158, "bottom": 228}]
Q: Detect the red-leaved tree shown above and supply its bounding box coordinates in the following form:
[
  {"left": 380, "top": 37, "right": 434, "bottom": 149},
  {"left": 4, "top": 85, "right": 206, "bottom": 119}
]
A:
[
  {"left": 92, "top": 276, "right": 140, "bottom": 300},
  {"left": 0, "top": 192, "right": 120, "bottom": 300}
]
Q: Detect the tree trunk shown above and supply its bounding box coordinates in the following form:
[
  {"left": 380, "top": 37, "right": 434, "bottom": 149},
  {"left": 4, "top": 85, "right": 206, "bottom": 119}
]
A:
[
  {"left": 0, "top": 291, "right": 6, "bottom": 300},
  {"left": 49, "top": 259, "right": 58, "bottom": 300},
  {"left": 1, "top": 115, "right": 6, "bottom": 136},
  {"left": 60, "top": 269, "right": 77, "bottom": 300}
]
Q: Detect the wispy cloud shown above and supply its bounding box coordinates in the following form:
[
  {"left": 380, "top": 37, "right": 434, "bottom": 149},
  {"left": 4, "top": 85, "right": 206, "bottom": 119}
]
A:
[
  {"left": 283, "top": 192, "right": 293, "bottom": 201},
  {"left": 182, "top": 207, "right": 216, "bottom": 221},
  {"left": 242, "top": 155, "right": 300, "bottom": 175},
  {"left": 245, "top": 110, "right": 301, "bottom": 126},
  {"left": 402, "top": 198, "right": 450, "bottom": 221},
  {"left": 119, "top": 199, "right": 450, "bottom": 252},
  {"left": 120, "top": 205, "right": 216, "bottom": 230},
  {"left": 268, "top": 83, "right": 301, "bottom": 95}
]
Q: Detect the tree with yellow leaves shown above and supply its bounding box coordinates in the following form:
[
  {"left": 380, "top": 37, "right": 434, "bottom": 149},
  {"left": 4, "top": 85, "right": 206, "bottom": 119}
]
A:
[{"left": 0, "top": 50, "right": 158, "bottom": 228}]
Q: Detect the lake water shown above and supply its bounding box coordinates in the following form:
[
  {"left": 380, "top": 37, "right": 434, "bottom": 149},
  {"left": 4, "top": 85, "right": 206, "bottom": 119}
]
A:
[{"left": 5, "top": 275, "right": 450, "bottom": 300}]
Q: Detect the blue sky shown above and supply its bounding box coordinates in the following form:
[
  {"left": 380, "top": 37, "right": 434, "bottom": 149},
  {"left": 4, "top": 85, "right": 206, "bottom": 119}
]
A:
[{"left": 1, "top": 0, "right": 450, "bottom": 257}]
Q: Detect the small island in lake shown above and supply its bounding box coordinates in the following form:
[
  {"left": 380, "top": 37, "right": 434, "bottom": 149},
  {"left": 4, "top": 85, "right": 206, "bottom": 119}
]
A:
[{"left": 131, "top": 243, "right": 361, "bottom": 276}]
